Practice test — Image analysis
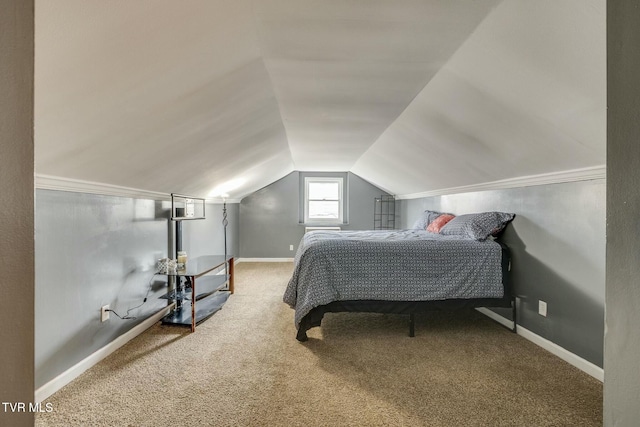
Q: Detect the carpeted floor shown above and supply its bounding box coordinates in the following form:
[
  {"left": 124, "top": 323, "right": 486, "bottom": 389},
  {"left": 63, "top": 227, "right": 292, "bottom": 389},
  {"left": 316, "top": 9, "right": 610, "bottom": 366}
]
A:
[{"left": 36, "top": 262, "right": 602, "bottom": 426}]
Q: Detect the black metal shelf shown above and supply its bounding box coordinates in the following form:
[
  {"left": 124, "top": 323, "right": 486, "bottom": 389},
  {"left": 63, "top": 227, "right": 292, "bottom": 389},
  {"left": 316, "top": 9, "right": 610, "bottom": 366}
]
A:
[
  {"left": 155, "top": 254, "right": 235, "bottom": 331},
  {"left": 159, "top": 275, "right": 230, "bottom": 301},
  {"left": 374, "top": 194, "right": 395, "bottom": 230},
  {"left": 162, "top": 291, "right": 231, "bottom": 326}
]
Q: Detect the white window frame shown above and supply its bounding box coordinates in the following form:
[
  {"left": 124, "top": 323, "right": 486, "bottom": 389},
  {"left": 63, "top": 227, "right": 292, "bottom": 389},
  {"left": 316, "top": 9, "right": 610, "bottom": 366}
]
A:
[{"left": 304, "top": 177, "right": 344, "bottom": 224}]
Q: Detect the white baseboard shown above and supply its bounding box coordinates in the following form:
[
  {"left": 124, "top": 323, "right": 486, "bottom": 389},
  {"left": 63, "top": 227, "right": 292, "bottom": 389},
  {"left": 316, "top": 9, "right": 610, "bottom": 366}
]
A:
[
  {"left": 476, "top": 307, "right": 514, "bottom": 330},
  {"left": 236, "top": 258, "right": 294, "bottom": 263},
  {"left": 516, "top": 326, "right": 604, "bottom": 382},
  {"left": 476, "top": 308, "right": 604, "bottom": 382},
  {"left": 35, "top": 304, "right": 174, "bottom": 403}
]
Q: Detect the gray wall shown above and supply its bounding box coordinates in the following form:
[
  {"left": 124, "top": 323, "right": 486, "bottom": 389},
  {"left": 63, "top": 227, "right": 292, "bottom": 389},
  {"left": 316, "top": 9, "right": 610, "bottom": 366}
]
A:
[
  {"left": 0, "top": 1, "right": 35, "bottom": 425},
  {"left": 182, "top": 202, "right": 239, "bottom": 259},
  {"left": 605, "top": 1, "right": 640, "bottom": 424},
  {"left": 35, "top": 191, "right": 239, "bottom": 389},
  {"left": 35, "top": 191, "right": 170, "bottom": 389},
  {"left": 240, "top": 171, "right": 389, "bottom": 258},
  {"left": 398, "top": 179, "right": 605, "bottom": 368}
]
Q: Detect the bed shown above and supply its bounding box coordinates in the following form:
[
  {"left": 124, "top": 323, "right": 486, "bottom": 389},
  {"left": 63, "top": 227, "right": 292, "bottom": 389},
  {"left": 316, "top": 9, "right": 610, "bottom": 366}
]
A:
[{"left": 283, "top": 210, "right": 516, "bottom": 341}]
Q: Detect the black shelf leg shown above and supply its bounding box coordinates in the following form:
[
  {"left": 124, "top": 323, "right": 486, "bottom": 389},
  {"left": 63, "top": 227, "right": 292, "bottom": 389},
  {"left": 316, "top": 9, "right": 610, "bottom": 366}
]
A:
[{"left": 512, "top": 297, "right": 517, "bottom": 333}]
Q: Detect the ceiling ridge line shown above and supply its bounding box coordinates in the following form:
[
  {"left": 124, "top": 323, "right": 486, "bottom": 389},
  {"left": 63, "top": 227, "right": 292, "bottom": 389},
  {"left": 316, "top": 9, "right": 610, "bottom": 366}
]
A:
[
  {"left": 350, "top": 2, "right": 504, "bottom": 170},
  {"left": 248, "top": 2, "right": 298, "bottom": 170}
]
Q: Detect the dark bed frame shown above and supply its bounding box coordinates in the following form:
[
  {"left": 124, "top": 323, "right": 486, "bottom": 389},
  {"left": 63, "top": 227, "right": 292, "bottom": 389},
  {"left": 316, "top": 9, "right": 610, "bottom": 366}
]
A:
[{"left": 295, "top": 241, "right": 516, "bottom": 342}]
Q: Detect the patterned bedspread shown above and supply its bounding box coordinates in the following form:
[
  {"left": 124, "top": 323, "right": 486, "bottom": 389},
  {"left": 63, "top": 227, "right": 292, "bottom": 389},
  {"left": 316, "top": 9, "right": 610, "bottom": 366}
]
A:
[{"left": 283, "top": 229, "right": 504, "bottom": 328}]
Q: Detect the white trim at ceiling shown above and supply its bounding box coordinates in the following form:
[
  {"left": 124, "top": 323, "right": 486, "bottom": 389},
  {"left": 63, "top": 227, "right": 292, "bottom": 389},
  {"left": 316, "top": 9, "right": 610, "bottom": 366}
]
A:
[
  {"left": 396, "top": 165, "right": 606, "bottom": 200},
  {"left": 36, "top": 174, "right": 169, "bottom": 200},
  {"left": 35, "top": 174, "right": 240, "bottom": 203}
]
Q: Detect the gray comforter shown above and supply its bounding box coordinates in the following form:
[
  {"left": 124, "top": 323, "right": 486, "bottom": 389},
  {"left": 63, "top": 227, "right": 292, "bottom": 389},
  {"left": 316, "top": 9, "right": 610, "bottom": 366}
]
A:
[{"left": 283, "top": 229, "right": 504, "bottom": 328}]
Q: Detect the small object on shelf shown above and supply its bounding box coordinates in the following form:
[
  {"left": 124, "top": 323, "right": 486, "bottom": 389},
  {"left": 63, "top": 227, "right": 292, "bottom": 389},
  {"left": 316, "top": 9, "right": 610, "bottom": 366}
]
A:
[
  {"left": 177, "top": 251, "right": 187, "bottom": 269},
  {"left": 156, "top": 258, "right": 177, "bottom": 274}
]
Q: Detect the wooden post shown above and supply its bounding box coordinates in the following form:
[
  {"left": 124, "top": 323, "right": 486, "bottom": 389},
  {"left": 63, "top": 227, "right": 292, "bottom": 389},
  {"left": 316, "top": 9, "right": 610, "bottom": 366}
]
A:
[
  {"left": 190, "top": 276, "right": 196, "bottom": 332},
  {"left": 228, "top": 257, "right": 235, "bottom": 294}
]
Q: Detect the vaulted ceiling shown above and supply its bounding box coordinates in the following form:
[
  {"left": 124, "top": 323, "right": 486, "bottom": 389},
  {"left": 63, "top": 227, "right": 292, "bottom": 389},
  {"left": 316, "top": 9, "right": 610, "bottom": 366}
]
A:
[{"left": 35, "top": 0, "right": 605, "bottom": 200}]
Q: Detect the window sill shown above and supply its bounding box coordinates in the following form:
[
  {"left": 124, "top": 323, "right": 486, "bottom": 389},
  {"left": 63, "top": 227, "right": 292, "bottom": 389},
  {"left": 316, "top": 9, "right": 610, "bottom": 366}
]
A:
[{"left": 300, "top": 222, "right": 348, "bottom": 226}]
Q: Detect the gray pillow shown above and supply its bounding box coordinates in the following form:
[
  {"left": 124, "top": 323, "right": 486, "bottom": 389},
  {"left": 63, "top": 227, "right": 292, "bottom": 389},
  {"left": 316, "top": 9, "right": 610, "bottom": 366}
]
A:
[
  {"left": 411, "top": 210, "right": 444, "bottom": 230},
  {"left": 439, "top": 212, "right": 515, "bottom": 240}
]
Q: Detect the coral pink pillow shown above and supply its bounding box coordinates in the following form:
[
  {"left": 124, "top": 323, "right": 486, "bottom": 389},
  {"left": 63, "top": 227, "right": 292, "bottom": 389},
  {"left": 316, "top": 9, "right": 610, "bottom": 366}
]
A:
[{"left": 426, "top": 214, "right": 455, "bottom": 233}]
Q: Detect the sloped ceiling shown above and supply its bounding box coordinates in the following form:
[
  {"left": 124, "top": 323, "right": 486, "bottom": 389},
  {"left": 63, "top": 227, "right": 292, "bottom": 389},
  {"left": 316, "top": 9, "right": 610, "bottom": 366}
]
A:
[{"left": 34, "top": 0, "right": 605, "bottom": 200}]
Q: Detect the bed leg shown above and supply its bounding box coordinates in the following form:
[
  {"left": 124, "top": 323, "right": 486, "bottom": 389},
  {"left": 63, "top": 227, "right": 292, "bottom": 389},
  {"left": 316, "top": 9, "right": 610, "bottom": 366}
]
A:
[
  {"left": 409, "top": 313, "right": 415, "bottom": 337},
  {"left": 296, "top": 329, "right": 309, "bottom": 342},
  {"left": 511, "top": 297, "right": 517, "bottom": 333}
]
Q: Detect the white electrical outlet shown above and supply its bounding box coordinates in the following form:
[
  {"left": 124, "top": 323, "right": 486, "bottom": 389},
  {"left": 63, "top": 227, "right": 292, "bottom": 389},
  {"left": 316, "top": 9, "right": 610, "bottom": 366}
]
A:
[
  {"left": 538, "top": 300, "right": 547, "bottom": 317},
  {"left": 101, "top": 305, "right": 110, "bottom": 322},
  {"left": 289, "top": 245, "right": 294, "bottom": 251}
]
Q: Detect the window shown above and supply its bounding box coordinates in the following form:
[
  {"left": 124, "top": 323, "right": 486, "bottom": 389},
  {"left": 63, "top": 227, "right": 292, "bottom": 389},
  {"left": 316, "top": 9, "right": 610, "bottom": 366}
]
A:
[{"left": 304, "top": 177, "right": 344, "bottom": 223}]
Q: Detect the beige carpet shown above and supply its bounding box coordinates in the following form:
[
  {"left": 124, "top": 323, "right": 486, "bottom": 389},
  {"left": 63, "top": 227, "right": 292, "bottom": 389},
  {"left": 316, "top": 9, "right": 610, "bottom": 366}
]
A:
[{"left": 36, "top": 262, "right": 602, "bottom": 426}]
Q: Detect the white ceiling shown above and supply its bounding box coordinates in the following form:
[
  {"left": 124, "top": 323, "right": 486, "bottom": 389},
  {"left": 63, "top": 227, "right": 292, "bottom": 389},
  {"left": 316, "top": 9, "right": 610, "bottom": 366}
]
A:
[{"left": 34, "top": 0, "right": 605, "bottom": 200}]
